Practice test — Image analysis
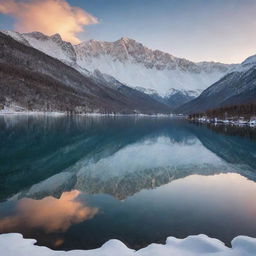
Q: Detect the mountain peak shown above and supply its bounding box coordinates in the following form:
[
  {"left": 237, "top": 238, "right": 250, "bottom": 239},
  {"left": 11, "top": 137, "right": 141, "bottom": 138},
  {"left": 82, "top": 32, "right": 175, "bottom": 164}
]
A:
[
  {"left": 117, "top": 37, "right": 134, "bottom": 43},
  {"left": 22, "top": 32, "right": 63, "bottom": 43},
  {"left": 50, "top": 33, "right": 62, "bottom": 41},
  {"left": 23, "top": 31, "right": 47, "bottom": 40},
  {"left": 242, "top": 54, "right": 256, "bottom": 66}
]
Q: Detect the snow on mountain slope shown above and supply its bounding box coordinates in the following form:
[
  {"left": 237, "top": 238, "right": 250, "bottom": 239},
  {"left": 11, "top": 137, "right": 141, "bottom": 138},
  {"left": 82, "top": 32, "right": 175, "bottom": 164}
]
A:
[
  {"left": 74, "top": 38, "right": 235, "bottom": 97},
  {"left": 75, "top": 54, "right": 224, "bottom": 96},
  {"left": 23, "top": 32, "right": 77, "bottom": 64},
  {"left": 1, "top": 30, "right": 30, "bottom": 46},
  {"left": 224, "top": 54, "right": 256, "bottom": 74},
  {"left": 1, "top": 30, "right": 77, "bottom": 65},
  {"left": 240, "top": 54, "right": 256, "bottom": 70},
  {"left": 177, "top": 66, "right": 256, "bottom": 114},
  {"left": 167, "top": 88, "right": 202, "bottom": 98}
]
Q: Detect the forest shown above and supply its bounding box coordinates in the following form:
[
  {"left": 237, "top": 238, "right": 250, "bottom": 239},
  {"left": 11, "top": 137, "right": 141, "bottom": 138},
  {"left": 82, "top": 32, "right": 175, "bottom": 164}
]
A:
[{"left": 188, "top": 103, "right": 256, "bottom": 120}]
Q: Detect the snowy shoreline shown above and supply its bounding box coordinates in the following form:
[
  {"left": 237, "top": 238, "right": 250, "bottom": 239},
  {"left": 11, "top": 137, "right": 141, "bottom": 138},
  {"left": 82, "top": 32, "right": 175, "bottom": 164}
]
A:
[
  {"left": 0, "top": 111, "right": 67, "bottom": 116},
  {"left": 1, "top": 233, "right": 256, "bottom": 256},
  {"left": 188, "top": 117, "right": 256, "bottom": 127},
  {"left": 0, "top": 110, "right": 177, "bottom": 118}
]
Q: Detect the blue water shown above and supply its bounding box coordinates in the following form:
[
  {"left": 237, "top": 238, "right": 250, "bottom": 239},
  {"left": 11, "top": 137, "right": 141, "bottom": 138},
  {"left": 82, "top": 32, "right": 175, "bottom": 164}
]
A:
[{"left": 0, "top": 115, "right": 256, "bottom": 250}]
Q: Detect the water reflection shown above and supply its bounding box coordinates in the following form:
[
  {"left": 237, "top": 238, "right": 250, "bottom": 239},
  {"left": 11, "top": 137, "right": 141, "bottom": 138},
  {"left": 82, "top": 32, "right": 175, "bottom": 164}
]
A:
[
  {"left": 1, "top": 115, "right": 256, "bottom": 200},
  {"left": 0, "top": 115, "right": 256, "bottom": 250},
  {"left": 0, "top": 190, "right": 98, "bottom": 233},
  {"left": 190, "top": 123, "right": 256, "bottom": 172},
  {"left": 1, "top": 115, "right": 194, "bottom": 199},
  {"left": 2, "top": 116, "right": 254, "bottom": 201},
  {"left": 75, "top": 136, "right": 232, "bottom": 199},
  {"left": 1, "top": 173, "right": 256, "bottom": 250}
]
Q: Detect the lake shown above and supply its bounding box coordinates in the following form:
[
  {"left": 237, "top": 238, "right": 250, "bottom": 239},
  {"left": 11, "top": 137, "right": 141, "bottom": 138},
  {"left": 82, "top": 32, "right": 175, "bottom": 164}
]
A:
[{"left": 0, "top": 115, "right": 256, "bottom": 251}]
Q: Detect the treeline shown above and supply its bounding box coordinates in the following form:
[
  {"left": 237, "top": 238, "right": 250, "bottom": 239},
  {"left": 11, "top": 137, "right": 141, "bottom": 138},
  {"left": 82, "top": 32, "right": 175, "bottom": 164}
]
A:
[
  {"left": 208, "top": 123, "right": 256, "bottom": 140},
  {"left": 189, "top": 103, "right": 256, "bottom": 120}
]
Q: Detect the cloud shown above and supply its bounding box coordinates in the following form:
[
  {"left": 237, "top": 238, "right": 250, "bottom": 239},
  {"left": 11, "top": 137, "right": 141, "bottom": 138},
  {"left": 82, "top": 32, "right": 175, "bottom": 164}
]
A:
[
  {"left": 0, "top": 190, "right": 99, "bottom": 233},
  {"left": 0, "top": 0, "right": 98, "bottom": 44}
]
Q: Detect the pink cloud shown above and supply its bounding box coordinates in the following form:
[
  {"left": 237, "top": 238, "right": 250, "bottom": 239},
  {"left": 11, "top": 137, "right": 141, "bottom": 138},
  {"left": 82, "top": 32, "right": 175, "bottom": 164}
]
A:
[{"left": 0, "top": 0, "right": 98, "bottom": 44}]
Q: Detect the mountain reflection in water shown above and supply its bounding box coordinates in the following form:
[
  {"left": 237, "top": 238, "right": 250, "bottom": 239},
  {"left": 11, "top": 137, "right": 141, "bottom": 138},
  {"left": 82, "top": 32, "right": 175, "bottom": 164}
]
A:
[{"left": 0, "top": 115, "right": 256, "bottom": 250}]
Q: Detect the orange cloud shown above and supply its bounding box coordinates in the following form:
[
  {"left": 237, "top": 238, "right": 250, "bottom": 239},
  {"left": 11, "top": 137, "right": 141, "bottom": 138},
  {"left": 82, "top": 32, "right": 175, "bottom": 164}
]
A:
[
  {"left": 0, "top": 190, "right": 99, "bottom": 233},
  {"left": 0, "top": 0, "right": 98, "bottom": 44}
]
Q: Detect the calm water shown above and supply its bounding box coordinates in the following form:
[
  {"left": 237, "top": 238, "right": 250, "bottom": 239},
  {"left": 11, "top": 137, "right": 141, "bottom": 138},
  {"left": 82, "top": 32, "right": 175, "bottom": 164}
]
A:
[{"left": 0, "top": 115, "right": 256, "bottom": 250}]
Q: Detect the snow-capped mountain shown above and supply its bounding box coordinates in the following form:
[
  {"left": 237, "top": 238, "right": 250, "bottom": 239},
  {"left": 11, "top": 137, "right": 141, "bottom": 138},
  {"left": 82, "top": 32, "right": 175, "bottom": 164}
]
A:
[
  {"left": 178, "top": 54, "right": 256, "bottom": 113},
  {"left": 239, "top": 54, "right": 256, "bottom": 71},
  {"left": 2, "top": 31, "right": 77, "bottom": 64},
  {"left": 2, "top": 31, "right": 235, "bottom": 102},
  {"left": 74, "top": 37, "right": 235, "bottom": 97},
  {"left": 164, "top": 88, "right": 203, "bottom": 108}
]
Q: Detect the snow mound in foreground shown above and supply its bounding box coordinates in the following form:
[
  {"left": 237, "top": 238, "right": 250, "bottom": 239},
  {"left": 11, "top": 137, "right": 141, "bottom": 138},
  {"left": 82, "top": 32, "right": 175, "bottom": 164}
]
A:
[{"left": 0, "top": 233, "right": 256, "bottom": 256}]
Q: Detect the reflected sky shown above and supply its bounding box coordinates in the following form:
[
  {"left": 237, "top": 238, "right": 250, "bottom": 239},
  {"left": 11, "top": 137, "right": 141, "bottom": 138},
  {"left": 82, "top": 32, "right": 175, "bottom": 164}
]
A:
[
  {"left": 1, "top": 173, "right": 256, "bottom": 250},
  {"left": 0, "top": 190, "right": 98, "bottom": 233},
  {"left": 0, "top": 116, "right": 256, "bottom": 250}
]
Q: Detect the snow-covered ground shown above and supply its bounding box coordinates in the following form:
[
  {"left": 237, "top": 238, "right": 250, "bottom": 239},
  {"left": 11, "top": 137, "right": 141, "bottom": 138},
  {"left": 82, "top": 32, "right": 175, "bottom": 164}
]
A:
[
  {"left": 190, "top": 117, "right": 256, "bottom": 127},
  {"left": 0, "top": 104, "right": 66, "bottom": 115},
  {"left": 0, "top": 108, "right": 175, "bottom": 117},
  {"left": 0, "top": 109, "right": 66, "bottom": 116},
  {"left": 1, "top": 233, "right": 255, "bottom": 256}
]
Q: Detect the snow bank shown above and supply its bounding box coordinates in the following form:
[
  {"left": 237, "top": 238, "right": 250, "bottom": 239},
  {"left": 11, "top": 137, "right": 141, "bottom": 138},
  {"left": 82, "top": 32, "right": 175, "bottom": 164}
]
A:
[{"left": 1, "top": 233, "right": 256, "bottom": 256}]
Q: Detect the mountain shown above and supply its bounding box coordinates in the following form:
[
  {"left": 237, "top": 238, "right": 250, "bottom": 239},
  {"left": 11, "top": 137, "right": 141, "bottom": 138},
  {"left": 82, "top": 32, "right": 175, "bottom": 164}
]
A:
[
  {"left": 164, "top": 88, "right": 202, "bottom": 108},
  {"left": 0, "top": 32, "right": 171, "bottom": 114},
  {"left": 2, "top": 31, "right": 77, "bottom": 64},
  {"left": 177, "top": 56, "right": 256, "bottom": 114},
  {"left": 2, "top": 31, "right": 235, "bottom": 108},
  {"left": 74, "top": 37, "right": 234, "bottom": 96}
]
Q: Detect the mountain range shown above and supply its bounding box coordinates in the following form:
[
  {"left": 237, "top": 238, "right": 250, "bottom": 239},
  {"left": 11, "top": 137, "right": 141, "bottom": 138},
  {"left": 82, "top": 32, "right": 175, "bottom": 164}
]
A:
[
  {"left": 0, "top": 31, "right": 170, "bottom": 114},
  {"left": 1, "top": 30, "right": 256, "bottom": 114},
  {"left": 178, "top": 55, "right": 256, "bottom": 113}
]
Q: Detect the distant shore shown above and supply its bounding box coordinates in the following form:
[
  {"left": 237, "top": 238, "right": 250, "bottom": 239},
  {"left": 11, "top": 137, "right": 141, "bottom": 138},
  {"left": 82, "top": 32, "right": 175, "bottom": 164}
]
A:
[
  {"left": 0, "top": 110, "right": 180, "bottom": 118},
  {"left": 188, "top": 117, "right": 256, "bottom": 127}
]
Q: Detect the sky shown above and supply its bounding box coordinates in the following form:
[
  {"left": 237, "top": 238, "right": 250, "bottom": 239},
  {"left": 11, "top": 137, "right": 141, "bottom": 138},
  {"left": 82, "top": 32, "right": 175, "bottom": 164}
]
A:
[{"left": 0, "top": 0, "right": 256, "bottom": 63}]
